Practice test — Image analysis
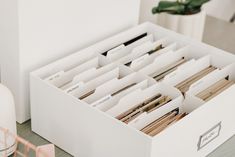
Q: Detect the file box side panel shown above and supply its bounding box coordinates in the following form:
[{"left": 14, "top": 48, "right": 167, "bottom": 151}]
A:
[
  {"left": 30, "top": 75, "right": 152, "bottom": 157},
  {"left": 150, "top": 85, "right": 235, "bottom": 157}
]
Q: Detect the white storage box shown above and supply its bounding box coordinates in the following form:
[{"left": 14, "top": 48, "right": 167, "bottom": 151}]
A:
[
  {"left": 30, "top": 23, "right": 235, "bottom": 157},
  {"left": 0, "top": 0, "right": 140, "bottom": 123}
]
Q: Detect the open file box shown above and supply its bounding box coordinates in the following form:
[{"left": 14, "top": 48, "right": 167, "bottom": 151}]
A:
[{"left": 30, "top": 23, "right": 235, "bottom": 157}]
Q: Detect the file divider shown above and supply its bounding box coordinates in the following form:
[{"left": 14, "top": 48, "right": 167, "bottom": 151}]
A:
[
  {"left": 84, "top": 73, "right": 154, "bottom": 104},
  {"left": 129, "top": 42, "right": 179, "bottom": 71},
  {"left": 184, "top": 63, "right": 235, "bottom": 113},
  {"left": 96, "top": 79, "right": 151, "bottom": 112}
]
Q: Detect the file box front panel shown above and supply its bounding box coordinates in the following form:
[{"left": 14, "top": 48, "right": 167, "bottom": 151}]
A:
[
  {"left": 151, "top": 85, "right": 235, "bottom": 156},
  {"left": 30, "top": 75, "right": 153, "bottom": 157}
]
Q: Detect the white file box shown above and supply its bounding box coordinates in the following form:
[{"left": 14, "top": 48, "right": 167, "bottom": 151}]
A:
[
  {"left": 30, "top": 23, "right": 235, "bottom": 157},
  {"left": 0, "top": 0, "right": 140, "bottom": 123}
]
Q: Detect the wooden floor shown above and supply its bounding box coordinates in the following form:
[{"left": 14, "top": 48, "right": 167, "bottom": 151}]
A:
[{"left": 16, "top": 16, "right": 235, "bottom": 157}]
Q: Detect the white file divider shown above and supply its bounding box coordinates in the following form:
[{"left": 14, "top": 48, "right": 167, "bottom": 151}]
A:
[
  {"left": 115, "top": 37, "right": 170, "bottom": 65},
  {"left": 188, "top": 63, "right": 235, "bottom": 95},
  {"left": 138, "top": 46, "right": 189, "bottom": 76},
  {"left": 162, "top": 55, "right": 218, "bottom": 86},
  {"left": 0, "top": 0, "right": 141, "bottom": 123},
  {"left": 46, "top": 57, "right": 100, "bottom": 87},
  {"left": 48, "top": 55, "right": 109, "bottom": 89},
  {"left": 61, "top": 63, "right": 118, "bottom": 91},
  {"left": 96, "top": 79, "right": 151, "bottom": 111},
  {"left": 106, "top": 34, "right": 154, "bottom": 61},
  {"left": 30, "top": 23, "right": 235, "bottom": 157},
  {"left": 70, "top": 68, "right": 119, "bottom": 98},
  {"left": 84, "top": 73, "right": 154, "bottom": 104},
  {"left": 84, "top": 77, "right": 122, "bottom": 104},
  {"left": 184, "top": 63, "right": 235, "bottom": 113},
  {"left": 130, "top": 42, "right": 179, "bottom": 71},
  {"left": 69, "top": 65, "right": 133, "bottom": 98},
  {"left": 105, "top": 82, "right": 182, "bottom": 126},
  {"left": 106, "top": 88, "right": 146, "bottom": 117}
]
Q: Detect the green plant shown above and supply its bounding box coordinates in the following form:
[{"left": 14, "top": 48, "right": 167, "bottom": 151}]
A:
[{"left": 152, "top": 0, "right": 210, "bottom": 15}]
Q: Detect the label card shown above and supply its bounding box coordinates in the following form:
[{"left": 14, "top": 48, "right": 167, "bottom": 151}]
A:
[
  {"left": 197, "top": 122, "right": 221, "bottom": 150},
  {"left": 45, "top": 71, "right": 64, "bottom": 82},
  {"left": 64, "top": 82, "right": 84, "bottom": 94},
  {"left": 91, "top": 95, "right": 112, "bottom": 107}
]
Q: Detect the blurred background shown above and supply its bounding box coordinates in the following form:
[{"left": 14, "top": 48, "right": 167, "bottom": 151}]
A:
[
  {"left": 139, "top": 0, "right": 235, "bottom": 54},
  {"left": 140, "top": 0, "right": 235, "bottom": 23}
]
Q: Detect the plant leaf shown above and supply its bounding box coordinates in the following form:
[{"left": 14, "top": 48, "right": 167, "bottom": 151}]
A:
[
  {"left": 152, "top": 1, "right": 185, "bottom": 14},
  {"left": 152, "top": 0, "right": 210, "bottom": 15},
  {"left": 188, "top": 0, "right": 210, "bottom": 8}
]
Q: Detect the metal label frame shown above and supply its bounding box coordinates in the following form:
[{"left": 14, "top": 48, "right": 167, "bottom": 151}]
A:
[{"left": 197, "top": 122, "right": 222, "bottom": 151}]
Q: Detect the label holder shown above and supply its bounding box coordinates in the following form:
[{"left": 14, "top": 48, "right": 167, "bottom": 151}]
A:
[{"left": 197, "top": 122, "right": 222, "bottom": 151}]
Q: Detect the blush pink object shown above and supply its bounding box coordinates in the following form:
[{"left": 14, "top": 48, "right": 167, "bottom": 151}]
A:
[{"left": 0, "top": 127, "right": 55, "bottom": 157}]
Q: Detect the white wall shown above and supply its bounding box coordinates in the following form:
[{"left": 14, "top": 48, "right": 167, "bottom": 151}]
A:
[
  {"left": 139, "top": 0, "right": 159, "bottom": 23},
  {"left": 0, "top": 0, "right": 21, "bottom": 119},
  {"left": 203, "top": 0, "right": 235, "bottom": 21},
  {"left": 0, "top": 0, "right": 140, "bottom": 123}
]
